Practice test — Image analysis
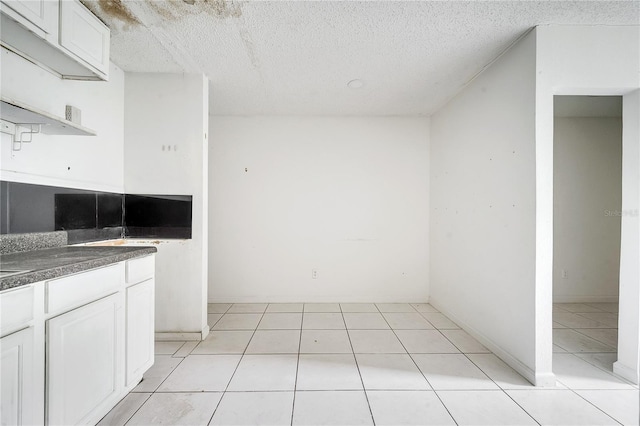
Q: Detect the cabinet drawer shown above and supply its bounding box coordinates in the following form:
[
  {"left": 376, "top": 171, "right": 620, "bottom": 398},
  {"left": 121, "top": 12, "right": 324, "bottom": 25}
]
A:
[
  {"left": 126, "top": 255, "right": 155, "bottom": 285},
  {"left": 46, "top": 263, "right": 123, "bottom": 314},
  {"left": 0, "top": 285, "right": 34, "bottom": 337}
]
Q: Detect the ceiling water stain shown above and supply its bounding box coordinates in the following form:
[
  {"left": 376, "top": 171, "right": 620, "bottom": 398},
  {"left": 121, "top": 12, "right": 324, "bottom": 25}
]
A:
[
  {"left": 94, "top": 0, "right": 141, "bottom": 26},
  {"left": 145, "top": 0, "right": 179, "bottom": 21},
  {"left": 141, "top": 0, "right": 242, "bottom": 22},
  {"left": 204, "top": 0, "right": 243, "bottom": 19},
  {"left": 80, "top": 0, "right": 242, "bottom": 27}
]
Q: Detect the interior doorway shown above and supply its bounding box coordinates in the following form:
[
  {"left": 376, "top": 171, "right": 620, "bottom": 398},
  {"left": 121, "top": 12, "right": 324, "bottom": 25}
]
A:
[{"left": 551, "top": 95, "right": 633, "bottom": 387}]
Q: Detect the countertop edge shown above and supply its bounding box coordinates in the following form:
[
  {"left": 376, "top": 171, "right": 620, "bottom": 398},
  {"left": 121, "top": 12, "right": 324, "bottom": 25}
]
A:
[{"left": 0, "top": 247, "right": 157, "bottom": 292}]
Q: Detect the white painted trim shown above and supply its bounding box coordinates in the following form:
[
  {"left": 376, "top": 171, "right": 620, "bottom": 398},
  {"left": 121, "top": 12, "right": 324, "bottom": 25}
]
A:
[
  {"left": 155, "top": 332, "right": 205, "bottom": 341},
  {"left": 200, "top": 324, "right": 209, "bottom": 340},
  {"left": 553, "top": 295, "right": 619, "bottom": 304},
  {"left": 613, "top": 360, "right": 639, "bottom": 385},
  {"left": 429, "top": 297, "right": 556, "bottom": 387},
  {"left": 208, "top": 297, "right": 430, "bottom": 304}
]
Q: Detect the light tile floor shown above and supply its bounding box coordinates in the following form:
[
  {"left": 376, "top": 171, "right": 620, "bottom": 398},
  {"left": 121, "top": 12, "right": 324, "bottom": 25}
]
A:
[{"left": 99, "top": 302, "right": 639, "bottom": 425}]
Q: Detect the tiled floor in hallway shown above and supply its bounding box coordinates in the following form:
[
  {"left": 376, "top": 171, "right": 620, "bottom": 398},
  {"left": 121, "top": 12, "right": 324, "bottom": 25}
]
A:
[{"left": 100, "top": 303, "right": 639, "bottom": 425}]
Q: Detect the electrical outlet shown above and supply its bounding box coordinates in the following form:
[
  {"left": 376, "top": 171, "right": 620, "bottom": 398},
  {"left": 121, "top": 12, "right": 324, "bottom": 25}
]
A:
[
  {"left": 561, "top": 269, "right": 568, "bottom": 279},
  {"left": 312, "top": 269, "right": 318, "bottom": 279}
]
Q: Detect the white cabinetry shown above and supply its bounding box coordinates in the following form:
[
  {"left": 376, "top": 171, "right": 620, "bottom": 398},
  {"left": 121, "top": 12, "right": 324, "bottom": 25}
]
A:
[
  {"left": 126, "top": 279, "right": 154, "bottom": 386},
  {"left": 47, "top": 293, "right": 123, "bottom": 425},
  {"left": 125, "top": 255, "right": 155, "bottom": 387},
  {"left": 0, "top": 0, "right": 57, "bottom": 36},
  {"left": 59, "top": 0, "right": 109, "bottom": 76},
  {"left": 0, "top": 253, "right": 155, "bottom": 425},
  {"left": 0, "top": 328, "right": 35, "bottom": 426},
  {"left": 0, "top": 0, "right": 110, "bottom": 80},
  {"left": 0, "top": 283, "right": 43, "bottom": 426}
]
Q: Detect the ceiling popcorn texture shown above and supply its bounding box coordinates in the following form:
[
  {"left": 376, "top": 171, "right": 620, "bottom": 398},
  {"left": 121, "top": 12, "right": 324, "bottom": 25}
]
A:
[{"left": 81, "top": 1, "right": 640, "bottom": 116}]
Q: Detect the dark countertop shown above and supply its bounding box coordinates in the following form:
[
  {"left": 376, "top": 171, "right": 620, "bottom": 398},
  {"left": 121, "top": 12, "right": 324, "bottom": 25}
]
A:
[{"left": 0, "top": 246, "right": 157, "bottom": 291}]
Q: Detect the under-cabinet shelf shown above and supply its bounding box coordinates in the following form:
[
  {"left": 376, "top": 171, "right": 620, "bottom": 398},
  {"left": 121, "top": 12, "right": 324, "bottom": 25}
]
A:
[{"left": 0, "top": 97, "right": 96, "bottom": 136}]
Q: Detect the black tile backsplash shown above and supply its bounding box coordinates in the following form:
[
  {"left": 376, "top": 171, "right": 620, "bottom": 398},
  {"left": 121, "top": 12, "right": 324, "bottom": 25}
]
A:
[
  {"left": 125, "top": 194, "right": 192, "bottom": 239},
  {"left": 55, "top": 193, "right": 97, "bottom": 230},
  {"left": 98, "top": 193, "right": 124, "bottom": 228},
  {"left": 0, "top": 181, "right": 192, "bottom": 243},
  {"left": 117, "top": 192, "right": 193, "bottom": 240}
]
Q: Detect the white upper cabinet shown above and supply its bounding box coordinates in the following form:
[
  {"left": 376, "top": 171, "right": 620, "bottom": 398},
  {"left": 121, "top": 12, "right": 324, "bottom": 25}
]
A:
[
  {"left": 0, "top": 0, "right": 57, "bottom": 36},
  {"left": 0, "top": 0, "right": 110, "bottom": 80},
  {"left": 59, "top": 0, "right": 109, "bottom": 76}
]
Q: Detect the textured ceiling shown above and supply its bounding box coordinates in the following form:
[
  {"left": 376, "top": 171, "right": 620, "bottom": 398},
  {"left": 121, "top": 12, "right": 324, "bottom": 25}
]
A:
[{"left": 81, "top": 1, "right": 640, "bottom": 116}]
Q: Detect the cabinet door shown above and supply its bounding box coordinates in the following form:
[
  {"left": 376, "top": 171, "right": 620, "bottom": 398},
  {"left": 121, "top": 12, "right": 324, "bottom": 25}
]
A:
[
  {"left": 0, "top": 327, "right": 35, "bottom": 426},
  {"left": 47, "top": 294, "right": 123, "bottom": 426},
  {"left": 126, "top": 278, "right": 155, "bottom": 387},
  {"left": 0, "top": 0, "right": 57, "bottom": 35},
  {"left": 59, "top": 0, "right": 109, "bottom": 77}
]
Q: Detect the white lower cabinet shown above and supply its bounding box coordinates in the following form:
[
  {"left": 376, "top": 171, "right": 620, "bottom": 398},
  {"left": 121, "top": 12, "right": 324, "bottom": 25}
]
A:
[
  {"left": 0, "top": 327, "right": 35, "bottom": 426},
  {"left": 0, "top": 254, "right": 155, "bottom": 425},
  {"left": 46, "top": 293, "right": 124, "bottom": 425},
  {"left": 126, "top": 278, "right": 154, "bottom": 386}
]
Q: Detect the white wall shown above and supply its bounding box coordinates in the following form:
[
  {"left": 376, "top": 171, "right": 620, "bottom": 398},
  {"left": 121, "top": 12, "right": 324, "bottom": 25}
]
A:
[
  {"left": 618, "top": 90, "right": 640, "bottom": 384},
  {"left": 0, "top": 47, "right": 125, "bottom": 192},
  {"left": 429, "top": 30, "right": 538, "bottom": 382},
  {"left": 535, "top": 25, "right": 640, "bottom": 384},
  {"left": 124, "top": 73, "right": 209, "bottom": 338},
  {"left": 209, "top": 116, "right": 429, "bottom": 303},
  {"left": 553, "top": 116, "right": 622, "bottom": 303}
]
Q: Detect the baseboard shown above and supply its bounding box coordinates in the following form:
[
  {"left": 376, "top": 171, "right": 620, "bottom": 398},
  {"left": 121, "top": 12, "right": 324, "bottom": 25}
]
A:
[
  {"left": 428, "top": 298, "right": 556, "bottom": 387},
  {"left": 533, "top": 371, "right": 557, "bottom": 388},
  {"left": 201, "top": 324, "right": 210, "bottom": 340},
  {"left": 552, "top": 295, "right": 619, "bottom": 304},
  {"left": 613, "top": 360, "right": 639, "bottom": 385},
  {"left": 155, "top": 331, "right": 206, "bottom": 341},
  {"left": 208, "top": 298, "right": 430, "bottom": 304}
]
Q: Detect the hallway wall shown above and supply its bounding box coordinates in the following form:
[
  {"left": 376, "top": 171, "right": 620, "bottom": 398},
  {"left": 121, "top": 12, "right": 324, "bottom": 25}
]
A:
[
  {"left": 535, "top": 25, "right": 640, "bottom": 384},
  {"left": 430, "top": 31, "right": 538, "bottom": 381},
  {"left": 553, "top": 115, "right": 622, "bottom": 303}
]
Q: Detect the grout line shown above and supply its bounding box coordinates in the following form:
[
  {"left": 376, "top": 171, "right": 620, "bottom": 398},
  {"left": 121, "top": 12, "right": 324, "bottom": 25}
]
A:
[
  {"left": 341, "top": 305, "right": 377, "bottom": 426},
  {"left": 115, "top": 302, "right": 627, "bottom": 425},
  {"left": 148, "top": 354, "right": 187, "bottom": 392},
  {"left": 570, "top": 328, "right": 618, "bottom": 350},
  {"left": 109, "top": 390, "right": 153, "bottom": 425},
  {"left": 290, "top": 306, "right": 304, "bottom": 426},
  {"left": 568, "top": 388, "right": 626, "bottom": 425},
  {"left": 552, "top": 303, "right": 636, "bottom": 401},
  {"left": 552, "top": 302, "right": 631, "bottom": 386},
  {"left": 173, "top": 341, "right": 199, "bottom": 358},
  {"left": 206, "top": 303, "right": 232, "bottom": 316},
  {"left": 377, "top": 308, "right": 460, "bottom": 425},
  {"left": 495, "top": 389, "right": 542, "bottom": 426},
  {"left": 205, "top": 303, "right": 268, "bottom": 425},
  {"left": 460, "top": 352, "right": 542, "bottom": 425}
]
